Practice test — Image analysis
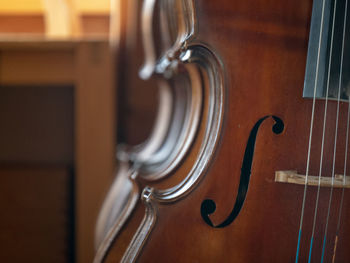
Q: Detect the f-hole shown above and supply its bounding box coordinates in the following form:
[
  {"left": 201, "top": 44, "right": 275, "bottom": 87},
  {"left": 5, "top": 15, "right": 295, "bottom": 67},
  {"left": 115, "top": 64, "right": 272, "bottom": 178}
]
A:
[{"left": 200, "top": 115, "right": 284, "bottom": 228}]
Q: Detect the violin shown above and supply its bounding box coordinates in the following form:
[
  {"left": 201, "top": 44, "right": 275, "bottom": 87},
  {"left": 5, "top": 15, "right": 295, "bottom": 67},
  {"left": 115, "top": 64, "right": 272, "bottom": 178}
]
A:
[{"left": 94, "top": 0, "right": 350, "bottom": 261}]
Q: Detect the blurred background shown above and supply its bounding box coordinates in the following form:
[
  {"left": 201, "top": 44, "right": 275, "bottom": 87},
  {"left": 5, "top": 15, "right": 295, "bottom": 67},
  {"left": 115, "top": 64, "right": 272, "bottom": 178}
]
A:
[
  {"left": 0, "top": 1, "right": 158, "bottom": 262},
  {"left": 0, "top": 0, "right": 110, "bottom": 36}
]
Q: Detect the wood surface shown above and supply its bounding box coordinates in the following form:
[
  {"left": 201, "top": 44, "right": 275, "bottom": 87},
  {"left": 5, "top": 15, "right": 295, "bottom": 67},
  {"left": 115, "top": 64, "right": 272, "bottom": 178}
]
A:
[
  {"left": 0, "top": 39, "right": 115, "bottom": 263},
  {"left": 0, "top": 85, "right": 74, "bottom": 163},
  {"left": 275, "top": 170, "right": 350, "bottom": 188},
  {"left": 0, "top": 166, "right": 73, "bottom": 263},
  {"left": 75, "top": 41, "right": 116, "bottom": 263},
  {"left": 0, "top": 0, "right": 110, "bottom": 13},
  {"left": 115, "top": 0, "right": 158, "bottom": 145},
  {"left": 104, "top": 0, "right": 350, "bottom": 262},
  {"left": 0, "top": 15, "right": 109, "bottom": 36},
  {"left": 42, "top": 0, "right": 82, "bottom": 38}
]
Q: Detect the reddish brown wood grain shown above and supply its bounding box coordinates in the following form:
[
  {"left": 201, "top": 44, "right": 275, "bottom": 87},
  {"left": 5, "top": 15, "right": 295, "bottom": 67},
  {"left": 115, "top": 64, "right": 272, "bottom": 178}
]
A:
[{"left": 105, "top": 0, "right": 350, "bottom": 261}]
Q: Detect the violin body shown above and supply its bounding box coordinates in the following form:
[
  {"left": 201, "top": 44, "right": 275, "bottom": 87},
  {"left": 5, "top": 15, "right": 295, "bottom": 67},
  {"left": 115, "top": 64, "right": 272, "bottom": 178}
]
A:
[{"left": 96, "top": 0, "right": 350, "bottom": 262}]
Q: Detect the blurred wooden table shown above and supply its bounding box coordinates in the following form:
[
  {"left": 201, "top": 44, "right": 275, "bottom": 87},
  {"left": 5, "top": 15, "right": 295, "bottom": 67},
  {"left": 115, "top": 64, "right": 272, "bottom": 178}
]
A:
[{"left": 0, "top": 37, "right": 116, "bottom": 263}]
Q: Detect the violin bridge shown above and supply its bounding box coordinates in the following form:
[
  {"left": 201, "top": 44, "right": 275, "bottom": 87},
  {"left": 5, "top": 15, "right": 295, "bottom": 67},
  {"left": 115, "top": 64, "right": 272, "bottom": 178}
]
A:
[{"left": 275, "top": 170, "right": 350, "bottom": 188}]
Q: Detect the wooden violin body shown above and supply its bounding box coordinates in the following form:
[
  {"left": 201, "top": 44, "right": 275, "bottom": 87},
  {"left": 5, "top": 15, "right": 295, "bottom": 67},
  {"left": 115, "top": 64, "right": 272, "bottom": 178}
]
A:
[{"left": 95, "top": 0, "right": 350, "bottom": 262}]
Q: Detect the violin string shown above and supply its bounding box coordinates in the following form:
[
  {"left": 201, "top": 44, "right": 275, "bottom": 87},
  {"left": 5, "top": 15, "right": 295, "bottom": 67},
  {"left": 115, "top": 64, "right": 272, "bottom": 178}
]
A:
[
  {"left": 332, "top": 99, "right": 350, "bottom": 263},
  {"left": 307, "top": 0, "right": 338, "bottom": 261},
  {"left": 332, "top": 2, "right": 350, "bottom": 261},
  {"left": 321, "top": 0, "right": 348, "bottom": 261},
  {"left": 321, "top": 0, "right": 347, "bottom": 262},
  {"left": 295, "top": 0, "right": 328, "bottom": 261}
]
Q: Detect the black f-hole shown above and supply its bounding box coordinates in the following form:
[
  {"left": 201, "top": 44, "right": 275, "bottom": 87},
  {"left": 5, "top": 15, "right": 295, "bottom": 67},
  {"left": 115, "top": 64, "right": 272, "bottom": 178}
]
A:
[{"left": 200, "top": 115, "right": 284, "bottom": 228}]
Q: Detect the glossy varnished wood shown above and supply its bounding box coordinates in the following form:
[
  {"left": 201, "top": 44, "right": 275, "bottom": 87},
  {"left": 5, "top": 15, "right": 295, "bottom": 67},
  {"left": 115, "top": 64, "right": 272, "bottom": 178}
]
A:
[{"left": 105, "top": 0, "right": 350, "bottom": 262}]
